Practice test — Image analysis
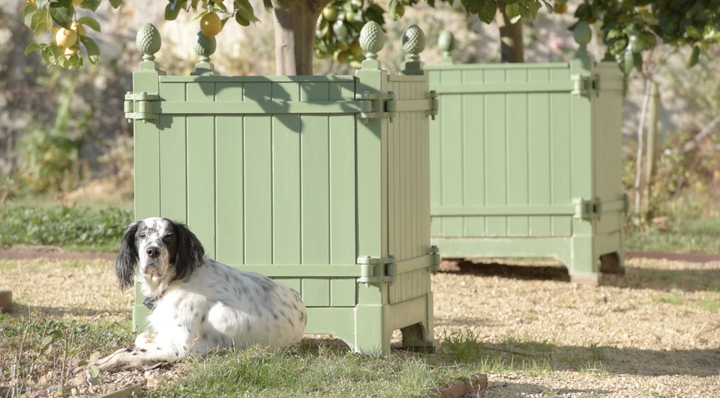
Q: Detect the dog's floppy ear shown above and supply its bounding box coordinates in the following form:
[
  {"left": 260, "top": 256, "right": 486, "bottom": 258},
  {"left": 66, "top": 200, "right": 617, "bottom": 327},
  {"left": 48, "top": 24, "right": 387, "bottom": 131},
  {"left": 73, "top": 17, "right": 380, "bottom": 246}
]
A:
[
  {"left": 170, "top": 220, "right": 205, "bottom": 283},
  {"left": 116, "top": 221, "right": 140, "bottom": 291}
]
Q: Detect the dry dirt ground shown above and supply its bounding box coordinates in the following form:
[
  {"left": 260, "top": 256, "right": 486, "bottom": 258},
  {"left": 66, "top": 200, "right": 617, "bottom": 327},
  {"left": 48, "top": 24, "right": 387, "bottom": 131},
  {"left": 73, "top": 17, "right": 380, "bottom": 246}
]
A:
[{"left": 1, "top": 252, "right": 719, "bottom": 397}]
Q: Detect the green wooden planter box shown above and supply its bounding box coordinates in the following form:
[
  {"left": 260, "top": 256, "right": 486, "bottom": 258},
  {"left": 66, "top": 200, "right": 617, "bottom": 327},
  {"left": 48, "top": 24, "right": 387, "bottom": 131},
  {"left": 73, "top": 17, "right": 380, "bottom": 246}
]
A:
[
  {"left": 426, "top": 32, "right": 626, "bottom": 284},
  {"left": 124, "top": 23, "right": 438, "bottom": 354}
]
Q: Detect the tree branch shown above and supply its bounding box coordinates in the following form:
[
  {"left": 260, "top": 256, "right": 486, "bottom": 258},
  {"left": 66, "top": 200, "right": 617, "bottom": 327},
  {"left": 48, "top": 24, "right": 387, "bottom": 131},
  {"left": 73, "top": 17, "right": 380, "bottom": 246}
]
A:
[{"left": 682, "top": 117, "right": 720, "bottom": 153}]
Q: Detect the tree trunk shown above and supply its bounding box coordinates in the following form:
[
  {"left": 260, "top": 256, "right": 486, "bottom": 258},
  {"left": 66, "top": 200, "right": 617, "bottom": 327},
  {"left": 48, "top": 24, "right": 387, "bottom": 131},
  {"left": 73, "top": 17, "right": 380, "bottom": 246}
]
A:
[
  {"left": 643, "top": 81, "right": 659, "bottom": 211},
  {"left": 495, "top": 0, "right": 524, "bottom": 63},
  {"left": 272, "top": 0, "right": 330, "bottom": 75}
]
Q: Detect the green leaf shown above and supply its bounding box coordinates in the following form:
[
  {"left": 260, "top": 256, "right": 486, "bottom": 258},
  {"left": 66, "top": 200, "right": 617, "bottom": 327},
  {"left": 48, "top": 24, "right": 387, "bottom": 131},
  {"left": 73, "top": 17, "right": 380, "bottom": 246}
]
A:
[
  {"left": 542, "top": 0, "right": 552, "bottom": 14},
  {"left": 685, "top": 25, "right": 702, "bottom": 40},
  {"left": 88, "top": 365, "right": 100, "bottom": 378},
  {"left": 25, "top": 42, "right": 44, "bottom": 55},
  {"left": 44, "top": 344, "right": 54, "bottom": 355},
  {"left": 476, "top": 0, "right": 497, "bottom": 24},
  {"left": 36, "top": 0, "right": 50, "bottom": 9},
  {"left": 505, "top": 3, "right": 521, "bottom": 24},
  {"left": 77, "top": 16, "right": 101, "bottom": 32},
  {"left": 622, "top": 48, "right": 634, "bottom": 75},
  {"left": 165, "top": 1, "right": 182, "bottom": 21},
  {"left": 79, "top": 0, "right": 102, "bottom": 12},
  {"left": 49, "top": 0, "right": 74, "bottom": 29},
  {"left": 89, "top": 351, "right": 101, "bottom": 362},
  {"left": 24, "top": 5, "right": 38, "bottom": 29},
  {"left": 688, "top": 45, "right": 700, "bottom": 68},
  {"left": 41, "top": 335, "right": 54, "bottom": 346},
  {"left": 80, "top": 36, "right": 101, "bottom": 64},
  {"left": 234, "top": 0, "right": 259, "bottom": 23},
  {"left": 109, "top": 0, "right": 123, "bottom": 9}
]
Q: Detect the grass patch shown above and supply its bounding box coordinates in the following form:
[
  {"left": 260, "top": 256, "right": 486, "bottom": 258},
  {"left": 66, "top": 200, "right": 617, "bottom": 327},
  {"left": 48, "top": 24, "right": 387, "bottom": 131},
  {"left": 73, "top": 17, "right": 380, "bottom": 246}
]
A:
[
  {"left": 440, "top": 328, "right": 485, "bottom": 362},
  {"left": 625, "top": 219, "right": 720, "bottom": 255},
  {"left": 145, "top": 343, "right": 484, "bottom": 398},
  {"left": 0, "top": 206, "right": 132, "bottom": 252},
  {"left": 698, "top": 298, "right": 720, "bottom": 312},
  {"left": 656, "top": 294, "right": 684, "bottom": 306},
  {"left": 0, "top": 311, "right": 134, "bottom": 396}
]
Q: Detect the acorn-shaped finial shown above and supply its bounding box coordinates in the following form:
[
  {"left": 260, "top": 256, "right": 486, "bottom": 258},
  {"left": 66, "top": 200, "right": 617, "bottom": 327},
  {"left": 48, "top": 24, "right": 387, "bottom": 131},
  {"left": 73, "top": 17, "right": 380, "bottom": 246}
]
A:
[
  {"left": 136, "top": 23, "right": 162, "bottom": 61},
  {"left": 359, "top": 21, "right": 385, "bottom": 60},
  {"left": 402, "top": 24, "right": 425, "bottom": 61},
  {"left": 438, "top": 30, "right": 454, "bottom": 53},
  {"left": 573, "top": 20, "right": 592, "bottom": 47},
  {"left": 193, "top": 31, "right": 217, "bottom": 61}
]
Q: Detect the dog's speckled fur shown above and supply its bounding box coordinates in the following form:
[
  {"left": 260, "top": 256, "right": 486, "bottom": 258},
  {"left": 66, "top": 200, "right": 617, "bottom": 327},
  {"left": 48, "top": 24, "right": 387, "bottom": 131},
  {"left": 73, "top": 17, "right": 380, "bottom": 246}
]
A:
[{"left": 94, "top": 217, "right": 306, "bottom": 371}]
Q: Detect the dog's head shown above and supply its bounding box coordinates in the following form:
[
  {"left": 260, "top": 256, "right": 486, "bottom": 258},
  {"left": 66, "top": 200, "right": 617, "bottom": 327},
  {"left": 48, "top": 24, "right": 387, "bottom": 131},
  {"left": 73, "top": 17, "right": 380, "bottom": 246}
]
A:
[{"left": 115, "top": 217, "right": 205, "bottom": 291}]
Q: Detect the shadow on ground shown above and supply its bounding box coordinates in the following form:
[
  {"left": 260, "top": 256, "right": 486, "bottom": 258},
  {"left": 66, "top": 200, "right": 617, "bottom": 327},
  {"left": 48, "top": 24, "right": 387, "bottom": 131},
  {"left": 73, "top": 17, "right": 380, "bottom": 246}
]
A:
[{"left": 440, "top": 258, "right": 720, "bottom": 292}]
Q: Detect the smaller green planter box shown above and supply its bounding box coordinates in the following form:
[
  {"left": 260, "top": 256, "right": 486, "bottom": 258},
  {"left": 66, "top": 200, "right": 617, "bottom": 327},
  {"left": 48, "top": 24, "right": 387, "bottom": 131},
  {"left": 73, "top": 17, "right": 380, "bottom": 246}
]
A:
[
  {"left": 426, "top": 30, "right": 626, "bottom": 284},
  {"left": 125, "top": 23, "right": 438, "bottom": 354}
]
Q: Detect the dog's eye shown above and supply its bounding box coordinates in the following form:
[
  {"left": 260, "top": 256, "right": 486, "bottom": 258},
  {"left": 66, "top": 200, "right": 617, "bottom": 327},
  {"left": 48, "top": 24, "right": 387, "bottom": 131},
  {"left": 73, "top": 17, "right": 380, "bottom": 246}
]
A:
[
  {"left": 138, "top": 233, "right": 147, "bottom": 239},
  {"left": 163, "top": 235, "right": 174, "bottom": 243}
]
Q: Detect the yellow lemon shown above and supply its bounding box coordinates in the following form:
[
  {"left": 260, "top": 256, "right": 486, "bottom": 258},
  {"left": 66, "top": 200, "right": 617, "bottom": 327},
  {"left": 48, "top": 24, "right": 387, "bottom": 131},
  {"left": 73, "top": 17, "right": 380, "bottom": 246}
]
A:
[
  {"left": 72, "top": 0, "right": 82, "bottom": 6},
  {"left": 554, "top": 3, "right": 567, "bottom": 14},
  {"left": 322, "top": 6, "right": 338, "bottom": 21},
  {"left": 25, "top": 0, "right": 37, "bottom": 5},
  {"left": 200, "top": 12, "right": 222, "bottom": 38},
  {"left": 71, "top": 21, "right": 86, "bottom": 37},
  {"left": 55, "top": 28, "right": 78, "bottom": 48},
  {"left": 65, "top": 46, "right": 79, "bottom": 59},
  {"left": 349, "top": 40, "right": 363, "bottom": 57},
  {"left": 333, "top": 50, "right": 348, "bottom": 64}
]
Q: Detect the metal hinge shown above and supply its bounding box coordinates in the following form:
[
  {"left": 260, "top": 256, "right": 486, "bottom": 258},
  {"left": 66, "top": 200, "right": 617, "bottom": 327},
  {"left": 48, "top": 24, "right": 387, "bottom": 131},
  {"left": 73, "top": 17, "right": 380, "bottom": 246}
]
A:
[
  {"left": 570, "top": 74, "right": 600, "bottom": 97},
  {"left": 427, "top": 245, "right": 440, "bottom": 274},
  {"left": 428, "top": 90, "right": 438, "bottom": 120},
  {"left": 573, "top": 197, "right": 601, "bottom": 221},
  {"left": 357, "top": 255, "right": 396, "bottom": 285},
  {"left": 124, "top": 91, "right": 159, "bottom": 122},
  {"left": 355, "top": 92, "right": 395, "bottom": 121}
]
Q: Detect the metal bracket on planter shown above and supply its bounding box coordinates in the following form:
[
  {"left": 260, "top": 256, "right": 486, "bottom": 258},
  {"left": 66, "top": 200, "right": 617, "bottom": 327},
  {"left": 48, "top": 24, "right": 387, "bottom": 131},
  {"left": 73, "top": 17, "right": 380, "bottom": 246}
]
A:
[
  {"left": 124, "top": 91, "right": 159, "bottom": 122},
  {"left": 570, "top": 74, "right": 600, "bottom": 97},
  {"left": 427, "top": 245, "right": 440, "bottom": 274},
  {"left": 355, "top": 92, "right": 395, "bottom": 121},
  {"left": 573, "top": 197, "right": 601, "bottom": 221},
  {"left": 357, "top": 255, "right": 397, "bottom": 285},
  {"left": 427, "top": 90, "right": 438, "bottom": 120}
]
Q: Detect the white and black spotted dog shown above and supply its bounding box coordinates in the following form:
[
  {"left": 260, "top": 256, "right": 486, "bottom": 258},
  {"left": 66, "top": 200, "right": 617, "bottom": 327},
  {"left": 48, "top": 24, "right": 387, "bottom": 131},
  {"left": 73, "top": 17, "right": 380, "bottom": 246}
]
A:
[{"left": 92, "top": 217, "right": 306, "bottom": 371}]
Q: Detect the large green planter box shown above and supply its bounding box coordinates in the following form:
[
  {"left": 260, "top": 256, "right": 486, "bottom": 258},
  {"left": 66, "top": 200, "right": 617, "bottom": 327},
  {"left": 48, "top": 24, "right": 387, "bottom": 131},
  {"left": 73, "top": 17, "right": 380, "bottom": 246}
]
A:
[
  {"left": 426, "top": 39, "right": 626, "bottom": 284},
  {"left": 124, "top": 23, "right": 438, "bottom": 354}
]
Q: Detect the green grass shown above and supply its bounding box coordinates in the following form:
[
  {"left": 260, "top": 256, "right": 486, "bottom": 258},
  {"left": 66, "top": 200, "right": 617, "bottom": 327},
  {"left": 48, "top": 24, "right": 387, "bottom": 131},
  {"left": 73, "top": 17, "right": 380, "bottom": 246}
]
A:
[
  {"left": 656, "top": 294, "right": 684, "bottom": 306},
  {"left": 0, "top": 206, "right": 132, "bottom": 252},
  {"left": 625, "top": 218, "right": 720, "bottom": 255},
  {"left": 698, "top": 298, "right": 720, "bottom": 312}
]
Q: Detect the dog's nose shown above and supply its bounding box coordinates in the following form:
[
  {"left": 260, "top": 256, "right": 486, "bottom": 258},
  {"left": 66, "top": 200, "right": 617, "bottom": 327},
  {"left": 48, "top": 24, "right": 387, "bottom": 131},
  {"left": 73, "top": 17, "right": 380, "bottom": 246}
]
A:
[{"left": 146, "top": 246, "right": 160, "bottom": 258}]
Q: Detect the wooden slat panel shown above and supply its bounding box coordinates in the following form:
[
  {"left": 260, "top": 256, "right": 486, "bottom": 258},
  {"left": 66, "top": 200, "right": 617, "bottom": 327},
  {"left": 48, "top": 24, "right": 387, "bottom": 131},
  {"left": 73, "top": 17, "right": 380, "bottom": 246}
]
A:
[
  {"left": 528, "top": 92, "right": 552, "bottom": 237},
  {"left": 329, "top": 115, "right": 356, "bottom": 265},
  {"left": 187, "top": 115, "right": 216, "bottom": 258},
  {"left": 507, "top": 92, "right": 529, "bottom": 237},
  {"left": 429, "top": 100, "right": 442, "bottom": 237},
  {"left": 301, "top": 113, "right": 330, "bottom": 264},
  {"left": 331, "top": 279, "right": 356, "bottom": 306},
  {"left": 302, "top": 279, "right": 330, "bottom": 307},
  {"left": 216, "top": 116, "right": 244, "bottom": 264},
  {"left": 215, "top": 81, "right": 246, "bottom": 263},
  {"left": 272, "top": 114, "right": 302, "bottom": 264},
  {"left": 158, "top": 78, "right": 188, "bottom": 223},
  {"left": 159, "top": 114, "right": 187, "bottom": 222},
  {"left": 440, "top": 94, "right": 463, "bottom": 236},
  {"left": 550, "top": 92, "right": 572, "bottom": 236},
  {"left": 214, "top": 82, "right": 243, "bottom": 101},
  {"left": 463, "top": 93, "right": 485, "bottom": 237},
  {"left": 485, "top": 93, "right": 507, "bottom": 236},
  {"left": 244, "top": 115, "right": 273, "bottom": 263},
  {"left": 134, "top": 121, "right": 160, "bottom": 220}
]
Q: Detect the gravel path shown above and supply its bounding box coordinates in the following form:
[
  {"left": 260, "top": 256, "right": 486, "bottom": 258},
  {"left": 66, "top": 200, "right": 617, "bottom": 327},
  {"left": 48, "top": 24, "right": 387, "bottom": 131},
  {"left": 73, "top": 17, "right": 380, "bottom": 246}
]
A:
[{"left": 1, "top": 249, "right": 719, "bottom": 397}]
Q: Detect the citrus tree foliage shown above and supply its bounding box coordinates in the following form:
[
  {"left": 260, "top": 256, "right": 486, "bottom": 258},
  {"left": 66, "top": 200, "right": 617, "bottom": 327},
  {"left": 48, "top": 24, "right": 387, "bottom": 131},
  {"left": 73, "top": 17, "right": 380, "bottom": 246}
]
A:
[
  {"left": 22, "top": 0, "right": 720, "bottom": 74},
  {"left": 22, "top": 0, "right": 552, "bottom": 69},
  {"left": 573, "top": 0, "right": 720, "bottom": 74}
]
